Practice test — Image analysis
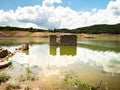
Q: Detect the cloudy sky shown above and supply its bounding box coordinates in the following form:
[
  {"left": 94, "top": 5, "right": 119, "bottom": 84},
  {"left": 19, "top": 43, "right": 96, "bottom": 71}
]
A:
[{"left": 0, "top": 0, "right": 120, "bottom": 29}]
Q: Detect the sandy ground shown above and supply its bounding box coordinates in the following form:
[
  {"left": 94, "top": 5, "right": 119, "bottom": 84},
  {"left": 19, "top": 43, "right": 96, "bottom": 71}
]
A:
[{"left": 0, "top": 31, "right": 74, "bottom": 37}]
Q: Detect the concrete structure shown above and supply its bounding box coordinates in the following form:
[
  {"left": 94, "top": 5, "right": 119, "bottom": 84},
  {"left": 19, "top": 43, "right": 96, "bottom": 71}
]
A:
[
  {"left": 50, "top": 35, "right": 58, "bottom": 46},
  {"left": 50, "top": 35, "right": 77, "bottom": 46},
  {"left": 22, "top": 43, "right": 29, "bottom": 50},
  {"left": 60, "top": 35, "right": 77, "bottom": 46}
]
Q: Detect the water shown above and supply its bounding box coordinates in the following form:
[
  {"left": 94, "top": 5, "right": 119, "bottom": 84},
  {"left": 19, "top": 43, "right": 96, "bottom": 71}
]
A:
[{"left": 0, "top": 40, "right": 120, "bottom": 90}]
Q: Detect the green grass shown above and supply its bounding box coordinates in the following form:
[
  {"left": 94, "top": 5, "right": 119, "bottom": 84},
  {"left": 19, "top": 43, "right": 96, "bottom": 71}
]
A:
[
  {"left": 0, "top": 73, "right": 11, "bottom": 83},
  {"left": 63, "top": 73, "right": 97, "bottom": 90},
  {"left": 19, "top": 67, "right": 39, "bottom": 81}
]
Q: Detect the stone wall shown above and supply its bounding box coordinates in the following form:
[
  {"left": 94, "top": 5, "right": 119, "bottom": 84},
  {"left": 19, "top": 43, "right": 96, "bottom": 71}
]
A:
[
  {"left": 50, "top": 35, "right": 58, "bottom": 46},
  {"left": 50, "top": 35, "right": 77, "bottom": 46},
  {"left": 60, "top": 35, "right": 77, "bottom": 46}
]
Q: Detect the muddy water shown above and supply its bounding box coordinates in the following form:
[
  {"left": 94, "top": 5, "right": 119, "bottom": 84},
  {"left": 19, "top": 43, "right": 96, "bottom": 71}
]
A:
[{"left": 0, "top": 41, "right": 120, "bottom": 90}]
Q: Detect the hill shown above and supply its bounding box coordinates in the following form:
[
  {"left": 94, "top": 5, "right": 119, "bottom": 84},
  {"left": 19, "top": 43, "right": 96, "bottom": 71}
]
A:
[
  {"left": 55, "top": 24, "right": 120, "bottom": 34},
  {"left": 0, "top": 23, "right": 120, "bottom": 34}
]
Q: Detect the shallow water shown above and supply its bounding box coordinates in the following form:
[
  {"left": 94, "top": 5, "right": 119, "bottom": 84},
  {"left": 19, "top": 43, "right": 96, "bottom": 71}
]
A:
[{"left": 0, "top": 40, "right": 120, "bottom": 90}]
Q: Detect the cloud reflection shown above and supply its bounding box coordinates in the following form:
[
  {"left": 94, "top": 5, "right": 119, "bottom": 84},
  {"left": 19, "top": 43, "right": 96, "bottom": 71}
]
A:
[
  {"left": 77, "top": 48, "right": 120, "bottom": 74},
  {"left": 9, "top": 44, "right": 120, "bottom": 74}
]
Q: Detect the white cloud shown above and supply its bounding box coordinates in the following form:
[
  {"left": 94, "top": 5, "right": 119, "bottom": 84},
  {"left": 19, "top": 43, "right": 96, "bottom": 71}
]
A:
[
  {"left": 0, "top": 0, "right": 120, "bottom": 29},
  {"left": 0, "top": 10, "right": 16, "bottom": 25},
  {"left": 22, "top": 23, "right": 44, "bottom": 29}
]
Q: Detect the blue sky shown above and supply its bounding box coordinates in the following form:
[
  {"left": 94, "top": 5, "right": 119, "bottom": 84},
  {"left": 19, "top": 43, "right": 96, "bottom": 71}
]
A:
[
  {"left": 59, "top": 0, "right": 113, "bottom": 11},
  {"left": 0, "top": 0, "right": 115, "bottom": 11},
  {"left": 0, "top": 0, "right": 119, "bottom": 29}
]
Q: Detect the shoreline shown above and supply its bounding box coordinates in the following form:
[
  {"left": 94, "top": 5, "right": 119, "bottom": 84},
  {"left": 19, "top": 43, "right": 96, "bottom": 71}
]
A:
[{"left": 0, "top": 31, "right": 120, "bottom": 43}]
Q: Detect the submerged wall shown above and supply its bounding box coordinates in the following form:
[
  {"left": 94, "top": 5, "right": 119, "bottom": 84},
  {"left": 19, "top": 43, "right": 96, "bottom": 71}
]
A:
[
  {"left": 60, "top": 35, "right": 77, "bottom": 46},
  {"left": 50, "top": 35, "right": 58, "bottom": 46},
  {"left": 50, "top": 35, "right": 77, "bottom": 46}
]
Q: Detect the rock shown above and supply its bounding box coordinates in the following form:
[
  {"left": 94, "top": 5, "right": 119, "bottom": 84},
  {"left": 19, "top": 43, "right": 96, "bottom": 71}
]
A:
[
  {"left": 0, "top": 61, "right": 12, "bottom": 69},
  {"left": 0, "top": 47, "right": 3, "bottom": 50},
  {"left": 0, "top": 50, "right": 9, "bottom": 58},
  {"left": 22, "top": 43, "right": 29, "bottom": 50}
]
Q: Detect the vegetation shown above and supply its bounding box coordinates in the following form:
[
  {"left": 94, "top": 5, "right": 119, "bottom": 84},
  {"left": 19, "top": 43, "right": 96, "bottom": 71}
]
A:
[
  {"left": 63, "top": 73, "right": 102, "bottom": 90},
  {"left": 0, "top": 73, "right": 11, "bottom": 83},
  {"left": 55, "top": 24, "right": 120, "bottom": 34},
  {"left": 0, "top": 23, "right": 120, "bottom": 34},
  {"left": 0, "top": 26, "right": 47, "bottom": 32},
  {"left": 19, "top": 66, "right": 38, "bottom": 81}
]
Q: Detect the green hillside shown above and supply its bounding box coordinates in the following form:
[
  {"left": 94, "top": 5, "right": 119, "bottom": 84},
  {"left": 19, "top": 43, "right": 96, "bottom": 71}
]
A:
[
  {"left": 0, "top": 23, "right": 120, "bottom": 34},
  {"left": 55, "top": 24, "right": 120, "bottom": 34}
]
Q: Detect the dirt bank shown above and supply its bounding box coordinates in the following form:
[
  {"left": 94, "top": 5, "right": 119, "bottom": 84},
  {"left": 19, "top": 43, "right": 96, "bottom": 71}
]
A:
[{"left": 0, "top": 31, "right": 120, "bottom": 42}]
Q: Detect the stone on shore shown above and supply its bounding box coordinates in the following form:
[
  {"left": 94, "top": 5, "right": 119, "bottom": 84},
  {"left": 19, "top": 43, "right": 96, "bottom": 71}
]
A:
[
  {"left": 0, "top": 49, "right": 9, "bottom": 58},
  {"left": 22, "top": 43, "right": 29, "bottom": 50}
]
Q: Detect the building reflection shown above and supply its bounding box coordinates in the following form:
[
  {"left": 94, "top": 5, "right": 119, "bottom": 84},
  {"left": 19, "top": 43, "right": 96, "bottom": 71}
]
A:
[
  {"left": 50, "top": 46, "right": 57, "bottom": 56},
  {"left": 50, "top": 46, "right": 77, "bottom": 56},
  {"left": 22, "top": 50, "right": 29, "bottom": 55},
  {"left": 60, "top": 46, "right": 76, "bottom": 56}
]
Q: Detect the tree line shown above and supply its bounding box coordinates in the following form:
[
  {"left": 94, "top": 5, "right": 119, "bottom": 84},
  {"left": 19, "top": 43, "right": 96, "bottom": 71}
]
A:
[
  {"left": 0, "top": 26, "right": 47, "bottom": 32},
  {"left": 53, "top": 24, "right": 120, "bottom": 34},
  {"left": 0, "top": 24, "right": 120, "bottom": 34}
]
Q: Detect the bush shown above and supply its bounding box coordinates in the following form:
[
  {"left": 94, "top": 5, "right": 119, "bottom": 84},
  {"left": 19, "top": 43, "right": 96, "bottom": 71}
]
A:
[
  {"left": 0, "top": 72, "right": 11, "bottom": 83},
  {"left": 63, "top": 73, "right": 95, "bottom": 90},
  {"left": 19, "top": 67, "right": 39, "bottom": 81}
]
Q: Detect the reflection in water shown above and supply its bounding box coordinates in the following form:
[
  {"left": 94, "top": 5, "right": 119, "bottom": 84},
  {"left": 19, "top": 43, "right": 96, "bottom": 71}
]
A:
[
  {"left": 50, "top": 46, "right": 77, "bottom": 56},
  {"left": 6, "top": 44, "right": 120, "bottom": 74},
  {"left": 78, "top": 41, "right": 120, "bottom": 52},
  {"left": 60, "top": 46, "right": 76, "bottom": 56},
  {"left": 22, "top": 50, "right": 29, "bottom": 55},
  {"left": 77, "top": 48, "right": 120, "bottom": 74},
  {"left": 1, "top": 42, "right": 120, "bottom": 90},
  {"left": 50, "top": 46, "right": 57, "bottom": 56}
]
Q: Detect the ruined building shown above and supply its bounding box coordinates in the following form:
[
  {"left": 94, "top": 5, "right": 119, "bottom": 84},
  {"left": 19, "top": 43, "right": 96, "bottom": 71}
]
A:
[{"left": 50, "top": 35, "right": 77, "bottom": 46}]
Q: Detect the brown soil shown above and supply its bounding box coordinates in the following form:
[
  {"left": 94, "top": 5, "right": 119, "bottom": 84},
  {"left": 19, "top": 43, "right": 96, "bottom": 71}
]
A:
[{"left": 0, "top": 30, "right": 120, "bottom": 42}]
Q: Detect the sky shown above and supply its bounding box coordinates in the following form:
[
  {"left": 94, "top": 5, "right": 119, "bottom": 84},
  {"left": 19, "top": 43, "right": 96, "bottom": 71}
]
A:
[{"left": 0, "top": 0, "right": 120, "bottom": 29}]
